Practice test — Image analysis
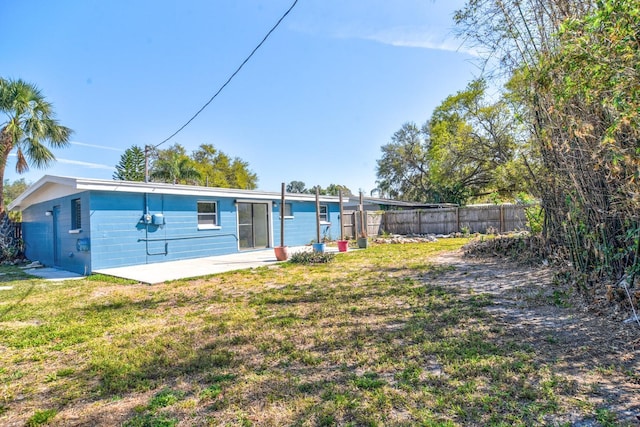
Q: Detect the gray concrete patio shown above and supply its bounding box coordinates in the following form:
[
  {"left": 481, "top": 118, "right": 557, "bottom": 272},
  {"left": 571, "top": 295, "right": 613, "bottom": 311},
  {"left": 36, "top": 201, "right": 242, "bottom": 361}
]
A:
[
  {"left": 22, "top": 246, "right": 343, "bottom": 284},
  {"left": 93, "top": 245, "right": 339, "bottom": 284},
  {"left": 23, "top": 267, "right": 85, "bottom": 281}
]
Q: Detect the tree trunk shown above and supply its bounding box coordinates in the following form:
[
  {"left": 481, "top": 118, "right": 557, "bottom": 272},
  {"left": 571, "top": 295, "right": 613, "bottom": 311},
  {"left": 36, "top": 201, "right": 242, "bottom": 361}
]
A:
[{"left": 0, "top": 127, "right": 15, "bottom": 215}]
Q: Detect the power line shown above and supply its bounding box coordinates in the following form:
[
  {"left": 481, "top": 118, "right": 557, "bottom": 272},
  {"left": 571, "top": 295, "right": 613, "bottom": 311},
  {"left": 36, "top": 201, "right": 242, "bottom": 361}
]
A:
[{"left": 155, "top": 0, "right": 299, "bottom": 148}]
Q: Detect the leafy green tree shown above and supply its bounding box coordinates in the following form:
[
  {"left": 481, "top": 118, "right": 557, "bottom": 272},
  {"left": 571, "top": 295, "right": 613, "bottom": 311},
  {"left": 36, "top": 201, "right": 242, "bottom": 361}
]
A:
[
  {"left": 3, "top": 178, "right": 29, "bottom": 220},
  {"left": 150, "top": 145, "right": 201, "bottom": 185},
  {"left": 307, "top": 185, "right": 327, "bottom": 195},
  {"left": 0, "top": 78, "right": 72, "bottom": 213},
  {"left": 149, "top": 143, "right": 257, "bottom": 189},
  {"left": 192, "top": 144, "right": 257, "bottom": 189},
  {"left": 376, "top": 122, "right": 433, "bottom": 202},
  {"left": 428, "top": 79, "right": 527, "bottom": 203},
  {"left": 325, "top": 184, "right": 353, "bottom": 197},
  {"left": 3, "top": 178, "right": 28, "bottom": 204},
  {"left": 376, "top": 82, "right": 526, "bottom": 205},
  {"left": 284, "top": 182, "right": 352, "bottom": 196},
  {"left": 192, "top": 144, "right": 232, "bottom": 187},
  {"left": 227, "top": 157, "right": 257, "bottom": 190},
  {"left": 286, "top": 181, "right": 307, "bottom": 193},
  {"left": 113, "top": 145, "right": 146, "bottom": 181}
]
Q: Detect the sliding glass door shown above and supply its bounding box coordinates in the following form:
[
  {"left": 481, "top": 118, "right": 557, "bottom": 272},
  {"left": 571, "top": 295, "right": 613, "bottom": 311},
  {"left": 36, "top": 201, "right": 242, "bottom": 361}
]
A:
[{"left": 238, "top": 202, "right": 269, "bottom": 250}]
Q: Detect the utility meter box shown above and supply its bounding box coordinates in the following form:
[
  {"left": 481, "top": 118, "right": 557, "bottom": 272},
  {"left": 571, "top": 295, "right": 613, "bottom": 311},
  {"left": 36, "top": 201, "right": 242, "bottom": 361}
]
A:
[
  {"left": 152, "top": 213, "right": 165, "bottom": 225},
  {"left": 76, "top": 238, "right": 90, "bottom": 252}
]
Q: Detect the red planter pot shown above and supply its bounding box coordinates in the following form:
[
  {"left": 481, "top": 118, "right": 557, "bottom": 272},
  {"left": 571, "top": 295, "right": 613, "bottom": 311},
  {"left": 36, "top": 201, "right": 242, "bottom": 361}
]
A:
[
  {"left": 274, "top": 246, "right": 288, "bottom": 261},
  {"left": 337, "top": 240, "right": 349, "bottom": 252}
]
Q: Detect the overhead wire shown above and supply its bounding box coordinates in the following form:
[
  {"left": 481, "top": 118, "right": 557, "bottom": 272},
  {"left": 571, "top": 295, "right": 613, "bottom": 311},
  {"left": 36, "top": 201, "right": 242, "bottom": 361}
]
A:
[{"left": 154, "top": 0, "right": 299, "bottom": 148}]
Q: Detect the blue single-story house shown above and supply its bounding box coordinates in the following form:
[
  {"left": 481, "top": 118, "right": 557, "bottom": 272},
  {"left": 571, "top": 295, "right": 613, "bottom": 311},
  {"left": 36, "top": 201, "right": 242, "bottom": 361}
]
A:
[{"left": 8, "top": 175, "right": 346, "bottom": 275}]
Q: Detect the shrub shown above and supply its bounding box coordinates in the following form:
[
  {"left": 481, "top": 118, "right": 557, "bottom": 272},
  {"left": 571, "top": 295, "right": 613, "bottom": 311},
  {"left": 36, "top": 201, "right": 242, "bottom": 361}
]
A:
[{"left": 289, "top": 251, "right": 335, "bottom": 265}]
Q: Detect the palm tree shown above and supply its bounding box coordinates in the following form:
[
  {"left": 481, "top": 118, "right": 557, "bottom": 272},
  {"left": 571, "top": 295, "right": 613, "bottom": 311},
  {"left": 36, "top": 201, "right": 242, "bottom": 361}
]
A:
[
  {"left": 150, "top": 152, "right": 201, "bottom": 185},
  {"left": 0, "top": 78, "right": 72, "bottom": 213}
]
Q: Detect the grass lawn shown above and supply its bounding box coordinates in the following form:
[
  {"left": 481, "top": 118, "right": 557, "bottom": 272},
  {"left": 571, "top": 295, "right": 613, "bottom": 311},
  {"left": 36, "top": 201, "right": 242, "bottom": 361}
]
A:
[{"left": 0, "top": 238, "right": 626, "bottom": 426}]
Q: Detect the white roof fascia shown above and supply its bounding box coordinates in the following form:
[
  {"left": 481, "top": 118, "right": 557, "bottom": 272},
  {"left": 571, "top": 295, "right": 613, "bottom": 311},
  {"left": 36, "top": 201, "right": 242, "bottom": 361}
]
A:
[
  {"left": 8, "top": 175, "right": 347, "bottom": 211},
  {"left": 8, "top": 175, "right": 80, "bottom": 211},
  {"left": 74, "top": 178, "right": 344, "bottom": 202}
]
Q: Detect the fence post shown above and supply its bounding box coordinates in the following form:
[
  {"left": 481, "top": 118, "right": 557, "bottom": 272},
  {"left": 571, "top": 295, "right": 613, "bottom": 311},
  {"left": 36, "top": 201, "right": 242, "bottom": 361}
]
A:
[
  {"left": 338, "top": 190, "right": 344, "bottom": 239},
  {"left": 353, "top": 212, "right": 357, "bottom": 239},
  {"left": 364, "top": 211, "right": 368, "bottom": 237},
  {"left": 383, "top": 211, "right": 388, "bottom": 234},
  {"left": 456, "top": 207, "right": 460, "bottom": 233}
]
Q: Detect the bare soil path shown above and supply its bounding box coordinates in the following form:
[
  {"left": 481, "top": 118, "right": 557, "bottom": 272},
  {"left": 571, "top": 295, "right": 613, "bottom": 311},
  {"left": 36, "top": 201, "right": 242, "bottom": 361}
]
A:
[{"left": 432, "top": 251, "right": 640, "bottom": 426}]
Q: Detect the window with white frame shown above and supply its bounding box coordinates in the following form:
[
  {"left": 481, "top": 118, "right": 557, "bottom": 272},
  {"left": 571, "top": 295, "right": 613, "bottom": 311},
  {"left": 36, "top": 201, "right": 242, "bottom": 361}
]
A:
[
  {"left": 319, "top": 204, "right": 329, "bottom": 222},
  {"left": 197, "top": 201, "right": 218, "bottom": 228},
  {"left": 280, "top": 202, "right": 293, "bottom": 218}
]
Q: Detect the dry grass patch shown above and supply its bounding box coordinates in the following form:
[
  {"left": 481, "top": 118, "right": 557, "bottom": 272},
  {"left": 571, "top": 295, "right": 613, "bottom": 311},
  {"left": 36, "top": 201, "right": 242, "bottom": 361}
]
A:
[{"left": 0, "top": 238, "right": 638, "bottom": 426}]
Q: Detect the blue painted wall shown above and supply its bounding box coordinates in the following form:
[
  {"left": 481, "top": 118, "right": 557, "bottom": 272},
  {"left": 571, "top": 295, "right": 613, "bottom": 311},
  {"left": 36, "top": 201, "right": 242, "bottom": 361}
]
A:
[
  {"left": 22, "top": 192, "right": 92, "bottom": 275},
  {"left": 21, "top": 189, "right": 343, "bottom": 273},
  {"left": 22, "top": 204, "right": 53, "bottom": 267},
  {"left": 89, "top": 192, "right": 241, "bottom": 269},
  {"left": 272, "top": 201, "right": 342, "bottom": 245}
]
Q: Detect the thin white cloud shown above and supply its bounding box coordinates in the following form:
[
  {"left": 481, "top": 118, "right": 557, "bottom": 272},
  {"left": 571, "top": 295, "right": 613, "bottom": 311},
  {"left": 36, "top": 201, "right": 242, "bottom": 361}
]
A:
[
  {"left": 70, "top": 141, "right": 123, "bottom": 152},
  {"left": 57, "top": 158, "right": 114, "bottom": 170},
  {"left": 376, "top": 30, "right": 476, "bottom": 56},
  {"left": 290, "top": 0, "right": 478, "bottom": 56},
  {"left": 364, "top": 27, "right": 479, "bottom": 56},
  {"left": 7, "top": 153, "right": 113, "bottom": 170}
]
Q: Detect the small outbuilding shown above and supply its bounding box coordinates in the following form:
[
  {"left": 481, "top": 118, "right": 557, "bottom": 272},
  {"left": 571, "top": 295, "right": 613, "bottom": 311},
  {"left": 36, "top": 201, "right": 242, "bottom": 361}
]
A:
[{"left": 9, "top": 175, "right": 344, "bottom": 275}]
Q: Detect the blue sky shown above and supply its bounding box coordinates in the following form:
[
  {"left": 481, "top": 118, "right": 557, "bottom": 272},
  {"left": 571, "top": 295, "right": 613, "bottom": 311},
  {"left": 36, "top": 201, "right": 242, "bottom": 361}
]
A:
[{"left": 1, "top": 0, "right": 479, "bottom": 194}]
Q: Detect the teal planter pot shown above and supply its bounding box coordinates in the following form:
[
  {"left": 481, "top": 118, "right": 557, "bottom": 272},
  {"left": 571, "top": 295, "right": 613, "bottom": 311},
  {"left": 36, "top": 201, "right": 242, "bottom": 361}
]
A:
[{"left": 312, "top": 243, "right": 326, "bottom": 253}]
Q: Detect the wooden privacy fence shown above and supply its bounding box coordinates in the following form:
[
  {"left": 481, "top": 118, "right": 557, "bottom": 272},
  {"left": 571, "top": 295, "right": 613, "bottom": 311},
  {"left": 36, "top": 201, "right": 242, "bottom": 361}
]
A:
[
  {"left": 0, "top": 214, "right": 23, "bottom": 258},
  {"left": 342, "top": 211, "right": 384, "bottom": 239},
  {"left": 0, "top": 215, "right": 22, "bottom": 241},
  {"left": 342, "top": 204, "right": 530, "bottom": 238}
]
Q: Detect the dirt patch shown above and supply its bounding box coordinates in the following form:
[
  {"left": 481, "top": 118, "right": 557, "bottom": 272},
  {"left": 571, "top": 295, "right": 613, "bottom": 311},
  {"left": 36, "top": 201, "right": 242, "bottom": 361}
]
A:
[{"left": 430, "top": 250, "right": 640, "bottom": 425}]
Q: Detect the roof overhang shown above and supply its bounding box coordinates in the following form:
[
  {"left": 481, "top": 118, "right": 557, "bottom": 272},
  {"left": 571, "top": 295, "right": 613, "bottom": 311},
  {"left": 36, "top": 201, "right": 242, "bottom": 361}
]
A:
[
  {"left": 343, "top": 196, "right": 458, "bottom": 209},
  {"left": 8, "top": 175, "right": 347, "bottom": 212}
]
